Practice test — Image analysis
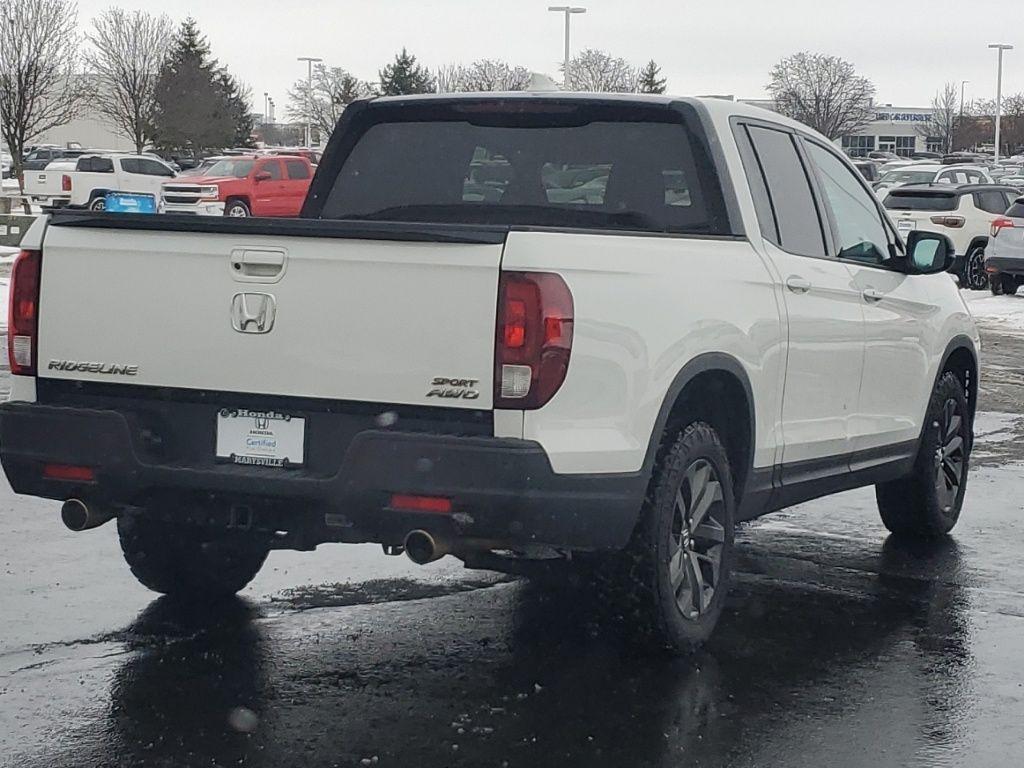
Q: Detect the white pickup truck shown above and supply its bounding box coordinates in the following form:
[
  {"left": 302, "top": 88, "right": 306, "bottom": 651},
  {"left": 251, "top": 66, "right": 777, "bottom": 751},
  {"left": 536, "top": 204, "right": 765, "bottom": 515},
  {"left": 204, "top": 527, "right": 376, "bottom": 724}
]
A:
[
  {"left": 54, "top": 153, "right": 178, "bottom": 210},
  {"left": 0, "top": 94, "right": 980, "bottom": 651},
  {"left": 23, "top": 158, "right": 79, "bottom": 207}
]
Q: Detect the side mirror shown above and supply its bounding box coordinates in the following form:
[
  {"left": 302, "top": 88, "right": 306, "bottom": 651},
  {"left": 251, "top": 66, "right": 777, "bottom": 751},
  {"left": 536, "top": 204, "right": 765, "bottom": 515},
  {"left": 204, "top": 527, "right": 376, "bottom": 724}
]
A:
[
  {"left": 254, "top": 171, "right": 272, "bottom": 182},
  {"left": 905, "top": 230, "right": 955, "bottom": 275}
]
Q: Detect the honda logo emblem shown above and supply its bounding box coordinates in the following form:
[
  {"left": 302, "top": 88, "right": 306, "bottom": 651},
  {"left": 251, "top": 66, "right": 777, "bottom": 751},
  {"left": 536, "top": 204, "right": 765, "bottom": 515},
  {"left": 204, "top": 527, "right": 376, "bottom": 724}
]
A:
[{"left": 231, "top": 293, "right": 276, "bottom": 334}]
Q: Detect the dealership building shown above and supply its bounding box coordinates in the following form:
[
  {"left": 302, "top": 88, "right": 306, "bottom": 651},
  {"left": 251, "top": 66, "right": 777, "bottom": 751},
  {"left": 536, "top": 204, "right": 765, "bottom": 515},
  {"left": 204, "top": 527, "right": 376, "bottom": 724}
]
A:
[
  {"left": 737, "top": 99, "right": 939, "bottom": 157},
  {"left": 839, "top": 106, "right": 940, "bottom": 157}
]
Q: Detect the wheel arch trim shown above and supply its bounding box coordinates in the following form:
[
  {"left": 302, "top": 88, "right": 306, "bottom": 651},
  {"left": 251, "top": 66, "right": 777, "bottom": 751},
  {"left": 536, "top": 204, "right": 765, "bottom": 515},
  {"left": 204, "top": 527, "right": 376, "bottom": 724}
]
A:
[{"left": 641, "top": 352, "right": 757, "bottom": 499}]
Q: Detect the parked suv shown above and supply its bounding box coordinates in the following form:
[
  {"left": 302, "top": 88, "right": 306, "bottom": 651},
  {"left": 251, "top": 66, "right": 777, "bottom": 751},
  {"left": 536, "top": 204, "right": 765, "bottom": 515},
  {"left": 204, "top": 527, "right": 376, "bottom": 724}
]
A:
[
  {"left": 884, "top": 184, "right": 1019, "bottom": 289},
  {"left": 874, "top": 164, "right": 992, "bottom": 197},
  {"left": 0, "top": 94, "right": 979, "bottom": 652},
  {"left": 160, "top": 155, "right": 313, "bottom": 217},
  {"left": 984, "top": 196, "right": 1024, "bottom": 294},
  {"left": 21, "top": 147, "right": 89, "bottom": 173}
]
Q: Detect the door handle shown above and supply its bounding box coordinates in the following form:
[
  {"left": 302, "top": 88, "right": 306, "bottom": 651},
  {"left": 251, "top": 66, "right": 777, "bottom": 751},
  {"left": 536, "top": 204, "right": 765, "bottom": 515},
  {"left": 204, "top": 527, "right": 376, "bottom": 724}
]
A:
[
  {"left": 231, "top": 249, "right": 287, "bottom": 282},
  {"left": 862, "top": 288, "right": 885, "bottom": 302},
  {"left": 785, "top": 276, "right": 812, "bottom": 294}
]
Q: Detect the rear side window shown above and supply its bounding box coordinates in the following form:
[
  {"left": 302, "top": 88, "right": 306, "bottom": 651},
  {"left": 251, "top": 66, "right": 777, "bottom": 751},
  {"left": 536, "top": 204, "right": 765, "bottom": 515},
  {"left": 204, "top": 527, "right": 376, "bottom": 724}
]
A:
[
  {"left": 285, "top": 159, "right": 310, "bottom": 180},
  {"left": 975, "top": 190, "right": 1009, "bottom": 215},
  {"left": 320, "top": 115, "right": 724, "bottom": 235},
  {"left": 744, "top": 125, "right": 826, "bottom": 258},
  {"left": 120, "top": 158, "right": 141, "bottom": 174},
  {"left": 76, "top": 157, "right": 114, "bottom": 173},
  {"left": 884, "top": 192, "right": 958, "bottom": 211}
]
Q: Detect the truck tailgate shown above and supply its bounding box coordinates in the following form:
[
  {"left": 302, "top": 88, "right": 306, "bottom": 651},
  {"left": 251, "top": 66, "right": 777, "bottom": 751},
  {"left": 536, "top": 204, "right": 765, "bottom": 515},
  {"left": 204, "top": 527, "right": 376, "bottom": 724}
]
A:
[{"left": 37, "top": 218, "right": 506, "bottom": 409}]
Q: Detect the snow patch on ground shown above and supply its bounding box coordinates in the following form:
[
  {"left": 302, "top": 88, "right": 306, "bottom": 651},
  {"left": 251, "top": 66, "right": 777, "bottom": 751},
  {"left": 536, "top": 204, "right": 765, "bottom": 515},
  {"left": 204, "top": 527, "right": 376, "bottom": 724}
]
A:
[{"left": 963, "top": 290, "right": 1024, "bottom": 332}]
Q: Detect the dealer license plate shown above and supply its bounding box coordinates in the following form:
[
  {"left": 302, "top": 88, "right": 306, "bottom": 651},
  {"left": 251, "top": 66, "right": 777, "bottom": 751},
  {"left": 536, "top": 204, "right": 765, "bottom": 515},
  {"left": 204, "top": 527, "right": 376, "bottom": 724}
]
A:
[{"left": 216, "top": 408, "right": 305, "bottom": 468}]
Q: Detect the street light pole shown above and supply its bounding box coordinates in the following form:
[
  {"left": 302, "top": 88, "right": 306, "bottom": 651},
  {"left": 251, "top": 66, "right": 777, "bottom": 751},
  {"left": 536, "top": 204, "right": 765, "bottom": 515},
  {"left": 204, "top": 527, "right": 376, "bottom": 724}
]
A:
[
  {"left": 989, "top": 44, "right": 1013, "bottom": 163},
  {"left": 956, "top": 80, "right": 969, "bottom": 152},
  {"left": 548, "top": 6, "right": 586, "bottom": 89},
  {"left": 297, "top": 56, "right": 323, "bottom": 147}
]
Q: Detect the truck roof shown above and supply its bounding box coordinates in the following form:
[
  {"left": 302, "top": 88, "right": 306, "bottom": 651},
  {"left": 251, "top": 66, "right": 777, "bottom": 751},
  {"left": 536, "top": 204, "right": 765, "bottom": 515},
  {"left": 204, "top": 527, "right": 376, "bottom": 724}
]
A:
[{"left": 366, "top": 91, "right": 825, "bottom": 141}]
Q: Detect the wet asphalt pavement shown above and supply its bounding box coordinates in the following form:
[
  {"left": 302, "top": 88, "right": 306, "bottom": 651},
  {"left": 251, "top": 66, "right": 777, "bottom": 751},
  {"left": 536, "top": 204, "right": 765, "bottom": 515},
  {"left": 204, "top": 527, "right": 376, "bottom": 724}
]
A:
[{"left": 3, "top": 326, "right": 1024, "bottom": 767}]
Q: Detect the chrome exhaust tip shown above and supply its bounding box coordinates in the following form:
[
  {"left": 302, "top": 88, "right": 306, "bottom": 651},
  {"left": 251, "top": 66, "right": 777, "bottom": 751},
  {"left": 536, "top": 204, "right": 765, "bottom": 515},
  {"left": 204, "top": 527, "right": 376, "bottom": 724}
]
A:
[
  {"left": 60, "top": 499, "right": 114, "bottom": 532},
  {"left": 404, "top": 530, "right": 448, "bottom": 565}
]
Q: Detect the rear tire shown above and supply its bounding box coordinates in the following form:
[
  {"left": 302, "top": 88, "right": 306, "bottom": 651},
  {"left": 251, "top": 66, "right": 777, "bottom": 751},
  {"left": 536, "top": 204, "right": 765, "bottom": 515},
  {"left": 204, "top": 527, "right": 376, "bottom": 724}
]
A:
[
  {"left": 118, "top": 515, "right": 269, "bottom": 599},
  {"left": 1002, "top": 274, "right": 1019, "bottom": 295},
  {"left": 964, "top": 246, "right": 988, "bottom": 290},
  {"left": 622, "top": 422, "right": 735, "bottom": 653},
  {"left": 89, "top": 196, "right": 107, "bottom": 212},
  {"left": 990, "top": 274, "right": 1005, "bottom": 295},
  {"left": 876, "top": 372, "right": 970, "bottom": 538}
]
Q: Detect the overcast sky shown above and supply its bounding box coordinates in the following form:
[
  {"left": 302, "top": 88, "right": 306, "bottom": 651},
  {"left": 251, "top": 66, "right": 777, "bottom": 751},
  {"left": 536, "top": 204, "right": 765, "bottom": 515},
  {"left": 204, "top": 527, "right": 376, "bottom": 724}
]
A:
[{"left": 74, "top": 0, "right": 1021, "bottom": 114}]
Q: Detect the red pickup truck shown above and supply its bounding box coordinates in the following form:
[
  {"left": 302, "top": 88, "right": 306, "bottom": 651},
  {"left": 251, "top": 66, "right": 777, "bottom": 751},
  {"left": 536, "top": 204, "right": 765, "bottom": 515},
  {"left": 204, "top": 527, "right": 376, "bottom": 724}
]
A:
[{"left": 159, "top": 155, "right": 314, "bottom": 217}]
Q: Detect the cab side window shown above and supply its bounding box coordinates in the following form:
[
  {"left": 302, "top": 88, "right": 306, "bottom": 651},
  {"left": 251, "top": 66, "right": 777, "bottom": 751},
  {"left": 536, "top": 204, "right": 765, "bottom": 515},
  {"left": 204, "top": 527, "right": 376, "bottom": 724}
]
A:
[
  {"left": 803, "top": 140, "right": 891, "bottom": 266},
  {"left": 260, "top": 160, "right": 283, "bottom": 180}
]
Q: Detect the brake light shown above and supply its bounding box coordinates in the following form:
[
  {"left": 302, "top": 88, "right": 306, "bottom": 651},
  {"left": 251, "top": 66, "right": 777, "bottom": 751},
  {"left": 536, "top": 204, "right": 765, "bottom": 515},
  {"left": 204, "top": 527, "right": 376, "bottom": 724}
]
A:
[
  {"left": 930, "top": 216, "right": 966, "bottom": 228},
  {"left": 8, "top": 249, "right": 41, "bottom": 376},
  {"left": 389, "top": 494, "right": 452, "bottom": 514},
  {"left": 61, "top": 174, "right": 71, "bottom": 192},
  {"left": 992, "top": 217, "right": 1016, "bottom": 237},
  {"left": 43, "top": 464, "right": 95, "bottom": 482},
  {"left": 494, "top": 272, "right": 573, "bottom": 409}
]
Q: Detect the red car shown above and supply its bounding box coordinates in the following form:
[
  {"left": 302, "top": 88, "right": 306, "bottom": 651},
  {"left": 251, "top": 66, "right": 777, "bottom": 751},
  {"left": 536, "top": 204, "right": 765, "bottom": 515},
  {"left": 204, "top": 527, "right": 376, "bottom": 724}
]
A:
[{"left": 160, "top": 155, "right": 314, "bottom": 217}]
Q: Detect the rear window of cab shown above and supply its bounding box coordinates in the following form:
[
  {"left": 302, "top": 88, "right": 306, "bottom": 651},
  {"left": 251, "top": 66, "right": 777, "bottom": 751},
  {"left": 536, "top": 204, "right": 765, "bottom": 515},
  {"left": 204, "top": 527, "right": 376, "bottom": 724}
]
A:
[
  {"left": 317, "top": 100, "right": 734, "bottom": 236},
  {"left": 883, "top": 191, "right": 958, "bottom": 212}
]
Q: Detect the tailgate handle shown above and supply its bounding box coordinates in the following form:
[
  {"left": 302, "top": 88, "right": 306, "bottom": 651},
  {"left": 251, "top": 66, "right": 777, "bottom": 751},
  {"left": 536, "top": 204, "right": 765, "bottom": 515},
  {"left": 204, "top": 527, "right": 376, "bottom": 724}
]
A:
[{"left": 232, "top": 249, "right": 287, "bottom": 282}]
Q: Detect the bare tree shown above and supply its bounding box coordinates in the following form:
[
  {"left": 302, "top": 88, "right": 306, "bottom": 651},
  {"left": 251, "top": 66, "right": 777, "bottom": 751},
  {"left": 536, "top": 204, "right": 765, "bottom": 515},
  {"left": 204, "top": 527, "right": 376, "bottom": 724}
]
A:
[
  {"left": 464, "top": 60, "right": 531, "bottom": 92},
  {"left": 287, "top": 64, "right": 371, "bottom": 143},
  {"left": 434, "top": 64, "right": 465, "bottom": 94},
  {"left": 917, "top": 82, "right": 958, "bottom": 154},
  {"left": 0, "top": 0, "right": 84, "bottom": 191},
  {"left": 767, "top": 52, "right": 875, "bottom": 139},
  {"left": 435, "top": 60, "right": 531, "bottom": 93},
  {"left": 565, "top": 49, "right": 639, "bottom": 93},
  {"left": 84, "top": 9, "right": 173, "bottom": 154}
]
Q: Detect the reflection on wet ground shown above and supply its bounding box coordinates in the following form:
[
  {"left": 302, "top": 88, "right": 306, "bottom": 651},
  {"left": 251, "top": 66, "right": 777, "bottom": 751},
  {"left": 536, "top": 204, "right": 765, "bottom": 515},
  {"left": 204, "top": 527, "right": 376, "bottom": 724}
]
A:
[{"left": 7, "top": 508, "right": 1012, "bottom": 768}]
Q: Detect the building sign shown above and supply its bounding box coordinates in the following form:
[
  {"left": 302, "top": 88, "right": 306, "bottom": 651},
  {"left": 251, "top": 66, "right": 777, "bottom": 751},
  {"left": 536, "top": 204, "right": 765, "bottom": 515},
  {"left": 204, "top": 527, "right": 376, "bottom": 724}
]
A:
[{"left": 874, "top": 112, "right": 931, "bottom": 123}]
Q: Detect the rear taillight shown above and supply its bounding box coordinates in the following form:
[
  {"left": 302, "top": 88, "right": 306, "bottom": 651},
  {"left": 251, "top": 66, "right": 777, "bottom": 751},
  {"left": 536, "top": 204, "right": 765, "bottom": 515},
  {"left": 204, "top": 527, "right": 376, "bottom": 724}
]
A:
[
  {"left": 61, "top": 174, "right": 71, "bottom": 192},
  {"left": 930, "top": 216, "right": 966, "bottom": 228},
  {"left": 494, "top": 271, "right": 573, "bottom": 410},
  {"left": 9, "top": 249, "right": 41, "bottom": 376},
  {"left": 992, "top": 217, "right": 1016, "bottom": 237}
]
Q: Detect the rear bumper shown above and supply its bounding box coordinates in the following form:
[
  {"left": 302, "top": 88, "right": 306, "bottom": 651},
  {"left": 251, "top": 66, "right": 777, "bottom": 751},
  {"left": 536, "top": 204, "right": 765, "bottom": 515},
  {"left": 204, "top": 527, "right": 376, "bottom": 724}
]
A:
[
  {"left": 984, "top": 251, "right": 1024, "bottom": 277},
  {"left": 0, "top": 401, "right": 645, "bottom": 551}
]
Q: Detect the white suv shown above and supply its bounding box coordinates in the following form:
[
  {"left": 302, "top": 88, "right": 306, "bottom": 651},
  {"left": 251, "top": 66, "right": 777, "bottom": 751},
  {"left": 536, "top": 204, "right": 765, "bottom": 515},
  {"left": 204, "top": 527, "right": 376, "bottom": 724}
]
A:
[
  {"left": 874, "top": 163, "right": 993, "bottom": 197},
  {"left": 883, "top": 184, "right": 1019, "bottom": 289},
  {"left": 0, "top": 95, "right": 980, "bottom": 652}
]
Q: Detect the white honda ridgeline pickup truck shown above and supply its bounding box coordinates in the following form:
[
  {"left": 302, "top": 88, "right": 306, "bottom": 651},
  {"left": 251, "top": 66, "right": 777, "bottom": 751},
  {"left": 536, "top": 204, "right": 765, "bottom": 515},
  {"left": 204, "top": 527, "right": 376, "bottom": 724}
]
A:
[{"left": 0, "top": 94, "right": 979, "bottom": 651}]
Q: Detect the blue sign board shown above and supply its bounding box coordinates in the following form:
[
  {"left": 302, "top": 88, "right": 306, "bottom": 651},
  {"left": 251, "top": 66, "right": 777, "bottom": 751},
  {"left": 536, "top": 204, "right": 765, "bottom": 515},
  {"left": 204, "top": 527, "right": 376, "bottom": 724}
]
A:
[{"left": 105, "top": 192, "right": 157, "bottom": 214}]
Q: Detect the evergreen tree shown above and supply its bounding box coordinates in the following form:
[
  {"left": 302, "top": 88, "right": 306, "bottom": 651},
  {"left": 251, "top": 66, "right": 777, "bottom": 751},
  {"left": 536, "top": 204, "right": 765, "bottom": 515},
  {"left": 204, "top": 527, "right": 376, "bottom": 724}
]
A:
[
  {"left": 149, "top": 18, "right": 253, "bottom": 153},
  {"left": 638, "top": 60, "right": 667, "bottom": 94},
  {"left": 378, "top": 48, "right": 435, "bottom": 96}
]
